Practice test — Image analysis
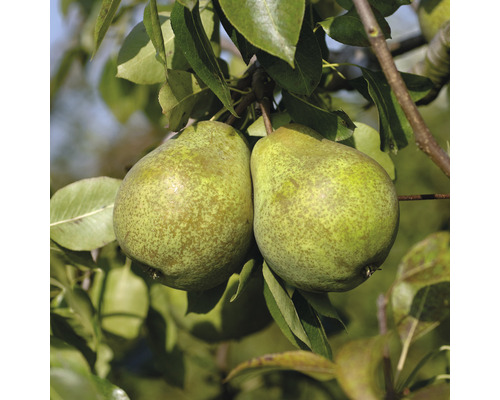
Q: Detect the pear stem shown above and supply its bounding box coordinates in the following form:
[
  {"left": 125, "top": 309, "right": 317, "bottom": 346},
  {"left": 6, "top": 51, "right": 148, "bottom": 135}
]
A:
[
  {"left": 398, "top": 194, "right": 450, "bottom": 201},
  {"left": 351, "top": 0, "right": 450, "bottom": 178}
]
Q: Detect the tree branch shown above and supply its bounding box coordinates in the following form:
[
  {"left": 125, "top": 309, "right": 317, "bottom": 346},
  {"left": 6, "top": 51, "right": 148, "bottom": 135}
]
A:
[
  {"left": 351, "top": 0, "right": 450, "bottom": 178},
  {"left": 398, "top": 194, "right": 450, "bottom": 201}
]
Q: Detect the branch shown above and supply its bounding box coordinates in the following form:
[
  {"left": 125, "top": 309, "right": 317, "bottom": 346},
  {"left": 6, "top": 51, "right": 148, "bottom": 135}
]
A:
[
  {"left": 351, "top": 0, "right": 450, "bottom": 178},
  {"left": 398, "top": 194, "right": 450, "bottom": 201},
  {"left": 377, "top": 294, "right": 396, "bottom": 400},
  {"left": 252, "top": 67, "right": 275, "bottom": 135}
]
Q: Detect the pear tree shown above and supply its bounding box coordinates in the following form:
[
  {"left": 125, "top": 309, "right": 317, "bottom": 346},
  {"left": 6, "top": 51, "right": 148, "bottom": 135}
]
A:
[{"left": 50, "top": 0, "right": 450, "bottom": 399}]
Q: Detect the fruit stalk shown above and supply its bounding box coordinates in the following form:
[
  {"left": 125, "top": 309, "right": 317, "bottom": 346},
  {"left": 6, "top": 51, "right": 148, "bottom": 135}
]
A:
[{"left": 351, "top": 0, "right": 451, "bottom": 178}]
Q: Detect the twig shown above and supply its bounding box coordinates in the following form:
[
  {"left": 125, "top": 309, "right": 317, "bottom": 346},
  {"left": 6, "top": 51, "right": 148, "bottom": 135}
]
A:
[
  {"left": 252, "top": 67, "right": 275, "bottom": 135},
  {"left": 377, "top": 294, "right": 396, "bottom": 400},
  {"left": 351, "top": 0, "right": 450, "bottom": 178},
  {"left": 398, "top": 194, "right": 450, "bottom": 201}
]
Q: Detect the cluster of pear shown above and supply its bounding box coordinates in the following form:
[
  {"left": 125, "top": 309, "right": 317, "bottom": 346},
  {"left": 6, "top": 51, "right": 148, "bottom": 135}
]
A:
[{"left": 113, "top": 120, "right": 399, "bottom": 296}]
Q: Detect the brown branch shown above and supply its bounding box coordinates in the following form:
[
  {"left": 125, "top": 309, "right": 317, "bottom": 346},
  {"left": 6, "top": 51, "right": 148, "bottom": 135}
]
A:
[
  {"left": 351, "top": 0, "right": 450, "bottom": 178},
  {"left": 377, "top": 294, "right": 396, "bottom": 400},
  {"left": 398, "top": 194, "right": 450, "bottom": 201},
  {"left": 252, "top": 67, "right": 275, "bottom": 135}
]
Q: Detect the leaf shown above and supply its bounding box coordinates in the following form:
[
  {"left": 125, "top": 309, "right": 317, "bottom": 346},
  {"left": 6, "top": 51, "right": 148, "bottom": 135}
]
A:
[
  {"left": 170, "top": 1, "right": 236, "bottom": 115},
  {"left": 158, "top": 69, "right": 215, "bottom": 131},
  {"left": 99, "top": 57, "right": 150, "bottom": 123},
  {"left": 51, "top": 367, "right": 130, "bottom": 400},
  {"left": 100, "top": 259, "right": 150, "bottom": 340},
  {"left": 93, "top": 0, "right": 122, "bottom": 58},
  {"left": 186, "top": 279, "right": 228, "bottom": 314},
  {"left": 247, "top": 112, "right": 292, "bottom": 137},
  {"left": 230, "top": 257, "right": 257, "bottom": 302},
  {"left": 257, "top": 11, "right": 322, "bottom": 96},
  {"left": 177, "top": 0, "right": 198, "bottom": 10},
  {"left": 224, "top": 350, "right": 336, "bottom": 383},
  {"left": 50, "top": 177, "right": 122, "bottom": 251},
  {"left": 350, "top": 69, "right": 434, "bottom": 152},
  {"left": 218, "top": 0, "right": 305, "bottom": 67},
  {"left": 213, "top": 0, "right": 256, "bottom": 64},
  {"left": 391, "top": 232, "right": 450, "bottom": 344},
  {"left": 144, "top": 0, "right": 168, "bottom": 67},
  {"left": 404, "top": 382, "right": 450, "bottom": 400},
  {"left": 117, "top": 13, "right": 189, "bottom": 84},
  {"left": 336, "top": 0, "right": 410, "bottom": 17},
  {"left": 322, "top": 7, "right": 391, "bottom": 47},
  {"left": 292, "top": 291, "right": 332, "bottom": 360},
  {"left": 336, "top": 336, "right": 387, "bottom": 400},
  {"left": 281, "top": 90, "right": 355, "bottom": 141},
  {"left": 352, "top": 122, "right": 395, "bottom": 180},
  {"left": 262, "top": 262, "right": 311, "bottom": 347},
  {"left": 297, "top": 290, "right": 345, "bottom": 328}
]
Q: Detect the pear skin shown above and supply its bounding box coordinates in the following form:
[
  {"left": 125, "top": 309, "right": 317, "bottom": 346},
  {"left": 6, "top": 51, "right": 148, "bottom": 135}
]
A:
[
  {"left": 113, "top": 121, "right": 253, "bottom": 291},
  {"left": 251, "top": 124, "right": 399, "bottom": 292}
]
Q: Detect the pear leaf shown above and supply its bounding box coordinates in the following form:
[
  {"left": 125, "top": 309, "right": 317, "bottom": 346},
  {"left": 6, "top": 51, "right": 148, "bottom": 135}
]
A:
[
  {"left": 352, "top": 121, "right": 396, "bottom": 180},
  {"left": 93, "top": 0, "right": 121, "bottom": 58},
  {"left": 404, "top": 382, "right": 450, "bottom": 399},
  {"left": 218, "top": 0, "right": 305, "bottom": 67},
  {"left": 298, "top": 290, "right": 346, "bottom": 328},
  {"left": 186, "top": 280, "right": 228, "bottom": 315},
  {"left": 257, "top": 12, "right": 322, "bottom": 96},
  {"left": 391, "top": 232, "right": 450, "bottom": 344},
  {"left": 336, "top": 336, "right": 387, "bottom": 400},
  {"left": 224, "top": 350, "right": 336, "bottom": 383},
  {"left": 117, "top": 13, "right": 189, "bottom": 84},
  {"left": 170, "top": 1, "right": 236, "bottom": 116},
  {"left": 158, "top": 69, "right": 214, "bottom": 131},
  {"left": 143, "top": 0, "right": 168, "bottom": 67},
  {"left": 50, "top": 177, "right": 122, "bottom": 251},
  {"left": 230, "top": 258, "right": 256, "bottom": 302},
  {"left": 282, "top": 90, "right": 355, "bottom": 141},
  {"left": 262, "top": 262, "right": 311, "bottom": 347},
  {"left": 336, "top": 0, "right": 410, "bottom": 17},
  {"left": 322, "top": 7, "right": 391, "bottom": 47}
]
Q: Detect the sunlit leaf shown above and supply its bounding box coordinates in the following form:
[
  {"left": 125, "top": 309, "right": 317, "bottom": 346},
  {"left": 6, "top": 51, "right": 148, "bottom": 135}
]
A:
[
  {"left": 257, "top": 11, "right": 322, "bottom": 96},
  {"left": 50, "top": 177, "right": 122, "bottom": 251},
  {"left": 117, "top": 13, "right": 189, "bottom": 84},
  {"left": 224, "top": 350, "right": 336, "bottom": 383},
  {"left": 170, "top": 1, "right": 236, "bottom": 115},
  {"left": 336, "top": 336, "right": 387, "bottom": 400},
  {"left": 282, "top": 90, "right": 355, "bottom": 141},
  {"left": 262, "top": 262, "right": 311, "bottom": 347},
  {"left": 177, "top": 0, "right": 198, "bottom": 10},
  {"left": 100, "top": 259, "right": 149, "bottom": 340},
  {"left": 230, "top": 257, "right": 257, "bottom": 302},
  {"left": 391, "top": 232, "right": 450, "bottom": 344},
  {"left": 93, "top": 0, "right": 122, "bottom": 58},
  {"left": 218, "top": 0, "right": 305, "bottom": 67},
  {"left": 352, "top": 121, "right": 395, "bottom": 180},
  {"left": 144, "top": 0, "right": 168, "bottom": 66}
]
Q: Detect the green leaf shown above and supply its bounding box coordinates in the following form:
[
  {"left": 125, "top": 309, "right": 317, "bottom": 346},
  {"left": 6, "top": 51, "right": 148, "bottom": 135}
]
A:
[
  {"left": 177, "top": 0, "right": 198, "bottom": 10},
  {"left": 404, "top": 382, "right": 450, "bottom": 400},
  {"left": 297, "top": 290, "right": 345, "bottom": 328},
  {"left": 218, "top": 0, "right": 305, "bottom": 67},
  {"left": 321, "top": 7, "right": 391, "bottom": 47},
  {"left": 100, "top": 259, "right": 150, "bottom": 340},
  {"left": 50, "top": 177, "right": 122, "bottom": 251},
  {"left": 336, "top": 0, "right": 410, "bottom": 17},
  {"left": 230, "top": 258, "right": 257, "bottom": 302},
  {"left": 144, "top": 0, "right": 168, "bottom": 67},
  {"left": 213, "top": 0, "right": 256, "bottom": 63},
  {"left": 352, "top": 121, "right": 395, "bottom": 180},
  {"left": 247, "top": 112, "right": 291, "bottom": 137},
  {"left": 158, "top": 69, "right": 215, "bottom": 131},
  {"left": 350, "top": 69, "right": 434, "bottom": 152},
  {"left": 257, "top": 13, "right": 322, "bottom": 96},
  {"left": 51, "top": 367, "right": 130, "bottom": 400},
  {"left": 170, "top": 1, "right": 236, "bottom": 115},
  {"left": 99, "top": 57, "right": 149, "bottom": 123},
  {"left": 93, "top": 0, "right": 122, "bottom": 58},
  {"left": 293, "top": 291, "right": 332, "bottom": 360},
  {"left": 281, "top": 90, "right": 355, "bottom": 141},
  {"left": 336, "top": 336, "right": 387, "bottom": 400},
  {"left": 224, "top": 350, "right": 336, "bottom": 383},
  {"left": 262, "top": 262, "right": 311, "bottom": 347},
  {"left": 391, "top": 232, "right": 450, "bottom": 344},
  {"left": 186, "top": 280, "right": 228, "bottom": 315},
  {"left": 117, "top": 13, "right": 189, "bottom": 84}
]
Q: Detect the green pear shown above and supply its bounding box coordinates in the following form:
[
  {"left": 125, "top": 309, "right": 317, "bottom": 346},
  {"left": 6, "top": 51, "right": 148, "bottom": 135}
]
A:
[
  {"left": 158, "top": 271, "right": 272, "bottom": 343},
  {"left": 251, "top": 124, "right": 399, "bottom": 293},
  {"left": 113, "top": 121, "right": 253, "bottom": 291},
  {"left": 418, "top": 0, "right": 450, "bottom": 42}
]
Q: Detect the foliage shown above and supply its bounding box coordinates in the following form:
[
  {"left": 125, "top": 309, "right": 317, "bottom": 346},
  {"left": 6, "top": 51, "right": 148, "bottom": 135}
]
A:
[{"left": 50, "top": 0, "right": 450, "bottom": 398}]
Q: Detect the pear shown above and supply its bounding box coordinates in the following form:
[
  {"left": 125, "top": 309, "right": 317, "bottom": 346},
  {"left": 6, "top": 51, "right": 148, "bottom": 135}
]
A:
[
  {"left": 113, "top": 121, "right": 253, "bottom": 291},
  {"left": 417, "top": 0, "right": 450, "bottom": 42},
  {"left": 251, "top": 124, "right": 399, "bottom": 293}
]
